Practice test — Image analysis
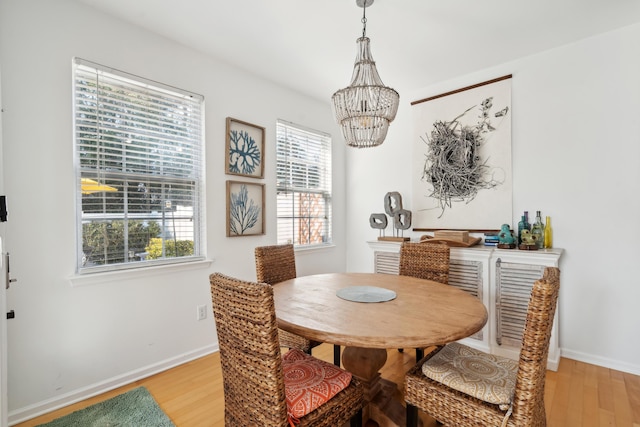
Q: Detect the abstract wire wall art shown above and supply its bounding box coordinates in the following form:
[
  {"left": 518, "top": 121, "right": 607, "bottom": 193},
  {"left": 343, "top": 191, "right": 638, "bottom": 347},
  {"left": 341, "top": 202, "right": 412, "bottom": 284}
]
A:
[
  {"left": 411, "top": 75, "right": 512, "bottom": 231},
  {"left": 226, "top": 180, "right": 265, "bottom": 236},
  {"left": 225, "top": 117, "right": 265, "bottom": 179}
]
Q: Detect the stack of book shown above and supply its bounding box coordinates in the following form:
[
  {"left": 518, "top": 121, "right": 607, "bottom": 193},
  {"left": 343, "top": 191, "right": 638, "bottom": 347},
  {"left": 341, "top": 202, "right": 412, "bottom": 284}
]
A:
[{"left": 484, "top": 232, "right": 500, "bottom": 246}]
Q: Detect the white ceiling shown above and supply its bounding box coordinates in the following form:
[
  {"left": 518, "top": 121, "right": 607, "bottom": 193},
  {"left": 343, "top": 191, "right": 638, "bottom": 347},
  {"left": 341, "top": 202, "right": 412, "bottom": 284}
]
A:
[{"left": 74, "top": 0, "right": 640, "bottom": 103}]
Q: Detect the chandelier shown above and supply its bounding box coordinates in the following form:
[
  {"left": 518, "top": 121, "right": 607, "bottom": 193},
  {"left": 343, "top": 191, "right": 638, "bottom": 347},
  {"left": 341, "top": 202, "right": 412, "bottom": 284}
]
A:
[{"left": 331, "top": 0, "right": 399, "bottom": 148}]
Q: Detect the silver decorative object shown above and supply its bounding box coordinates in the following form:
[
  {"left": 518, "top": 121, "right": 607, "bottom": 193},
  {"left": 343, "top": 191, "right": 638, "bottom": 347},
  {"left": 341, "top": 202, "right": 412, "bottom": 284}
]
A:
[
  {"left": 331, "top": 0, "right": 399, "bottom": 148},
  {"left": 370, "top": 191, "right": 412, "bottom": 240},
  {"left": 394, "top": 209, "right": 412, "bottom": 231},
  {"left": 384, "top": 191, "right": 403, "bottom": 217},
  {"left": 369, "top": 213, "right": 388, "bottom": 229},
  {"left": 369, "top": 213, "right": 388, "bottom": 238}
]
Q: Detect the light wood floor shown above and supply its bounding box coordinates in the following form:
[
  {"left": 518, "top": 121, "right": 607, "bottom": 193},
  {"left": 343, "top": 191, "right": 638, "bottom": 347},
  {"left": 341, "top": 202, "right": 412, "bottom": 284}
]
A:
[{"left": 15, "top": 344, "right": 640, "bottom": 427}]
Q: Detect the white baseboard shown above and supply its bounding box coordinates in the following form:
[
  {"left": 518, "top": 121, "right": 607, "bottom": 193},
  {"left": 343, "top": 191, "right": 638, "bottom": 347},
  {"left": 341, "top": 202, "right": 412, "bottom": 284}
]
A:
[
  {"left": 560, "top": 348, "right": 640, "bottom": 376},
  {"left": 8, "top": 344, "right": 218, "bottom": 426}
]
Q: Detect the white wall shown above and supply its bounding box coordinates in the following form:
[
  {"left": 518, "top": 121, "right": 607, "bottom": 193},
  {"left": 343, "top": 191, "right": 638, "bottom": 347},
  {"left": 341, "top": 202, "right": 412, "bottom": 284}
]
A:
[
  {"left": 2, "top": 0, "right": 640, "bottom": 422},
  {"left": 0, "top": 0, "right": 346, "bottom": 422},
  {"left": 346, "top": 23, "right": 640, "bottom": 375}
]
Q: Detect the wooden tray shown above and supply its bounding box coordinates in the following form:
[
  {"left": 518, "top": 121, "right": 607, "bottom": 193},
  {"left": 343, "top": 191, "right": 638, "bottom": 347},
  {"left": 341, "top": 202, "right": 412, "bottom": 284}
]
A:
[
  {"left": 419, "top": 235, "right": 482, "bottom": 247},
  {"left": 377, "top": 236, "right": 410, "bottom": 242}
]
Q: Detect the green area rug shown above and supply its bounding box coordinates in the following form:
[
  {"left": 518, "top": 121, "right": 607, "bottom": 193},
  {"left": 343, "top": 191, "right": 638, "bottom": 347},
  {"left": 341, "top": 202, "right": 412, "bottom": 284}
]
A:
[{"left": 37, "top": 386, "right": 175, "bottom": 426}]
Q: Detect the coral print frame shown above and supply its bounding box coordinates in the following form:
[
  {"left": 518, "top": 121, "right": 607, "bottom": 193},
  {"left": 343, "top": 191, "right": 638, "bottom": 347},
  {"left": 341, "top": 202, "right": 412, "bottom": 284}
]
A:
[
  {"left": 411, "top": 75, "right": 513, "bottom": 231},
  {"left": 226, "top": 180, "right": 265, "bottom": 237},
  {"left": 225, "top": 117, "right": 265, "bottom": 179}
]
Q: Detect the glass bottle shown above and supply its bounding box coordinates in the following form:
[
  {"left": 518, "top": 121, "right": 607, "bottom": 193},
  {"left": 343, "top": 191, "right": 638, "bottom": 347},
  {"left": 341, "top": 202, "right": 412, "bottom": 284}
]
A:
[
  {"left": 531, "top": 211, "right": 544, "bottom": 249},
  {"left": 544, "top": 216, "right": 553, "bottom": 248},
  {"left": 517, "top": 215, "right": 526, "bottom": 245}
]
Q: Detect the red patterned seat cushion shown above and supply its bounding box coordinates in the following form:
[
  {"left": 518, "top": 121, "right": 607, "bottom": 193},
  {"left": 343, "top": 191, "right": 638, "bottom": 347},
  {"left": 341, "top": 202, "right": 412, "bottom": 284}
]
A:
[{"left": 282, "top": 349, "right": 352, "bottom": 424}]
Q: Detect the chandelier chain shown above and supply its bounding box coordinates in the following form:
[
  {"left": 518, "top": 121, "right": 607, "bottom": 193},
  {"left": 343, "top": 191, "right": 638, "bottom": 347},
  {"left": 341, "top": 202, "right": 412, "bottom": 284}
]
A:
[{"left": 361, "top": 2, "right": 367, "bottom": 38}]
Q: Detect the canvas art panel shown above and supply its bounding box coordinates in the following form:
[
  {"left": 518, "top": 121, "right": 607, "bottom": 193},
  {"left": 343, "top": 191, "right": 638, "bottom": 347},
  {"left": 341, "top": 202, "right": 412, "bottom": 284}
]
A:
[{"left": 411, "top": 76, "right": 513, "bottom": 231}]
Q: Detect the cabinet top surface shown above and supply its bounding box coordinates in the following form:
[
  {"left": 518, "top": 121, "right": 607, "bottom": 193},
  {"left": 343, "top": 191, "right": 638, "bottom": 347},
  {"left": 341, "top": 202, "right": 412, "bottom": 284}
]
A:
[{"left": 367, "top": 240, "right": 563, "bottom": 257}]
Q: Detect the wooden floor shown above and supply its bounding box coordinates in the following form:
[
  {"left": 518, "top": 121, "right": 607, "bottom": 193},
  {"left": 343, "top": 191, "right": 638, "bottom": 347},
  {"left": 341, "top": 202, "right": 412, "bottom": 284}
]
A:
[{"left": 15, "top": 343, "right": 640, "bottom": 427}]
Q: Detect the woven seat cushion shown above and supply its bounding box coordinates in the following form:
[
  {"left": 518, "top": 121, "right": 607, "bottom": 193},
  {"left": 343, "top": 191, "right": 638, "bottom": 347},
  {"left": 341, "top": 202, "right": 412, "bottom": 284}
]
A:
[
  {"left": 422, "top": 342, "right": 518, "bottom": 410},
  {"left": 282, "top": 349, "right": 352, "bottom": 422}
]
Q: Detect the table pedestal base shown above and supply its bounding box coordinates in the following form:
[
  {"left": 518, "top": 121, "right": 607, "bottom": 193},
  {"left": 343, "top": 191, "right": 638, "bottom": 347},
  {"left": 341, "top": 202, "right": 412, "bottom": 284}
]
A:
[{"left": 342, "top": 347, "right": 421, "bottom": 427}]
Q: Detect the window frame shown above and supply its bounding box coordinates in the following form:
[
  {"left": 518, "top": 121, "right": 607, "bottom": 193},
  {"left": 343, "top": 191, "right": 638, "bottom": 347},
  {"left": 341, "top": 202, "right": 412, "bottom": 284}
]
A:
[
  {"left": 73, "top": 58, "right": 206, "bottom": 274},
  {"left": 276, "top": 119, "right": 332, "bottom": 248}
]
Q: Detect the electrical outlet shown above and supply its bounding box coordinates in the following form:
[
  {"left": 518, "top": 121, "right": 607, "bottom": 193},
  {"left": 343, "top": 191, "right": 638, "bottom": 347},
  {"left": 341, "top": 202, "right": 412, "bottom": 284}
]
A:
[{"left": 197, "top": 304, "right": 207, "bottom": 321}]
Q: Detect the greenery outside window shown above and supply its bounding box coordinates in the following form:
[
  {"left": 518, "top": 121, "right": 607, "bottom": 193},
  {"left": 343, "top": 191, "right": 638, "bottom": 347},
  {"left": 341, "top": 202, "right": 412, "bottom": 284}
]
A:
[
  {"left": 73, "top": 58, "right": 205, "bottom": 273},
  {"left": 276, "top": 120, "right": 332, "bottom": 247}
]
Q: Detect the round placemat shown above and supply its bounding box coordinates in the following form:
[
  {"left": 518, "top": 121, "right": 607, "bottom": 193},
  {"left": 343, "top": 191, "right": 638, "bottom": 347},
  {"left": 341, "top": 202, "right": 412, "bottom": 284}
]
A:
[{"left": 336, "top": 286, "right": 397, "bottom": 303}]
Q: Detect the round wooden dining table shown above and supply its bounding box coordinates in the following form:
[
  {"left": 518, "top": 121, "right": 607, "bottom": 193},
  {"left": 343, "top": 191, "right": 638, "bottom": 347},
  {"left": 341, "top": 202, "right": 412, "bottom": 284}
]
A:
[{"left": 273, "top": 272, "right": 488, "bottom": 427}]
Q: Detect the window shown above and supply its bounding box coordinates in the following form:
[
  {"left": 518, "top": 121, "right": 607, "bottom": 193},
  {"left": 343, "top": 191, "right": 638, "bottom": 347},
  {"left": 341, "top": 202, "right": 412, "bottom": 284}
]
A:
[
  {"left": 73, "top": 58, "right": 205, "bottom": 273},
  {"left": 276, "top": 120, "right": 332, "bottom": 247}
]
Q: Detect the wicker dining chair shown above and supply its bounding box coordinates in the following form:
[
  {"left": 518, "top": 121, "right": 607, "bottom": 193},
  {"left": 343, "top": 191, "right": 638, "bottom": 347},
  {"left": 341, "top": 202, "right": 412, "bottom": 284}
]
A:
[
  {"left": 404, "top": 267, "right": 560, "bottom": 427},
  {"left": 399, "top": 241, "right": 450, "bottom": 284},
  {"left": 210, "top": 272, "right": 364, "bottom": 427},
  {"left": 255, "top": 244, "right": 341, "bottom": 366},
  {"left": 398, "top": 241, "right": 451, "bottom": 360}
]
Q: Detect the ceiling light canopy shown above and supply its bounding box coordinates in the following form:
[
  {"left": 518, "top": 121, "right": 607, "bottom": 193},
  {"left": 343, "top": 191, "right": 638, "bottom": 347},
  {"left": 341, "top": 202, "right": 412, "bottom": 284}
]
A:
[{"left": 331, "top": 0, "right": 399, "bottom": 149}]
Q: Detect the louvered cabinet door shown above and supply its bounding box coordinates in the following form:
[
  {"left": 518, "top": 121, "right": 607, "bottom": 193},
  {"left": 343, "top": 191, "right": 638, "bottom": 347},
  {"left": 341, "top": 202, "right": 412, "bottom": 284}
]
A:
[
  {"left": 491, "top": 249, "right": 563, "bottom": 371},
  {"left": 495, "top": 259, "right": 545, "bottom": 347},
  {"left": 374, "top": 251, "right": 400, "bottom": 275},
  {"left": 449, "top": 259, "right": 484, "bottom": 341}
]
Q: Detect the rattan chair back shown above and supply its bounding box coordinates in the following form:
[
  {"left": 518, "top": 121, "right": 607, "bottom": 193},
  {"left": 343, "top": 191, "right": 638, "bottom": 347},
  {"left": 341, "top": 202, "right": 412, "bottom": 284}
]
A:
[
  {"left": 210, "top": 273, "right": 288, "bottom": 425},
  {"left": 254, "top": 244, "right": 315, "bottom": 353},
  {"left": 255, "top": 244, "right": 296, "bottom": 284},
  {"left": 254, "top": 244, "right": 342, "bottom": 364},
  {"left": 404, "top": 266, "right": 561, "bottom": 427},
  {"left": 511, "top": 266, "right": 561, "bottom": 423},
  {"left": 210, "top": 272, "right": 364, "bottom": 426},
  {"left": 399, "top": 242, "right": 450, "bottom": 285}
]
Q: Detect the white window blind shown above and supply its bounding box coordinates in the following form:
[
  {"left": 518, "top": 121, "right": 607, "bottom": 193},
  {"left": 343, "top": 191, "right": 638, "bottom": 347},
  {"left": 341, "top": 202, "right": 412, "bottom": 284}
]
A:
[
  {"left": 276, "top": 120, "right": 332, "bottom": 247},
  {"left": 73, "top": 58, "right": 205, "bottom": 273}
]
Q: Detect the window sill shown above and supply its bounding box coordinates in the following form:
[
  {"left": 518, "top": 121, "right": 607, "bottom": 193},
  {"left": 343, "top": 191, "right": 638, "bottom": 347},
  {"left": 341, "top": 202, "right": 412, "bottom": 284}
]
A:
[
  {"left": 69, "top": 258, "right": 214, "bottom": 287},
  {"left": 294, "top": 243, "right": 336, "bottom": 253}
]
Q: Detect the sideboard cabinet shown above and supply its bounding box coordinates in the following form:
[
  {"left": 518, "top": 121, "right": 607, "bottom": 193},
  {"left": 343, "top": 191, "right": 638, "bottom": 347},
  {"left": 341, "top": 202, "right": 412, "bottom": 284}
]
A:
[{"left": 366, "top": 241, "right": 563, "bottom": 370}]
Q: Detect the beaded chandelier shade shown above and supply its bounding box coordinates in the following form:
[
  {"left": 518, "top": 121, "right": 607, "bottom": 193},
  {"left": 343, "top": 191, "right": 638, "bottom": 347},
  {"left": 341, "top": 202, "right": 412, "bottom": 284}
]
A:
[{"left": 331, "top": 0, "right": 399, "bottom": 148}]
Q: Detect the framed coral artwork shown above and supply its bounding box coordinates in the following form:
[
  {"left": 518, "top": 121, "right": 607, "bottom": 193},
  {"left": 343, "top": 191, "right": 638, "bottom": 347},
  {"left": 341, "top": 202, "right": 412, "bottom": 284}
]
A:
[
  {"left": 225, "top": 117, "right": 265, "bottom": 178},
  {"left": 226, "top": 180, "right": 265, "bottom": 237}
]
